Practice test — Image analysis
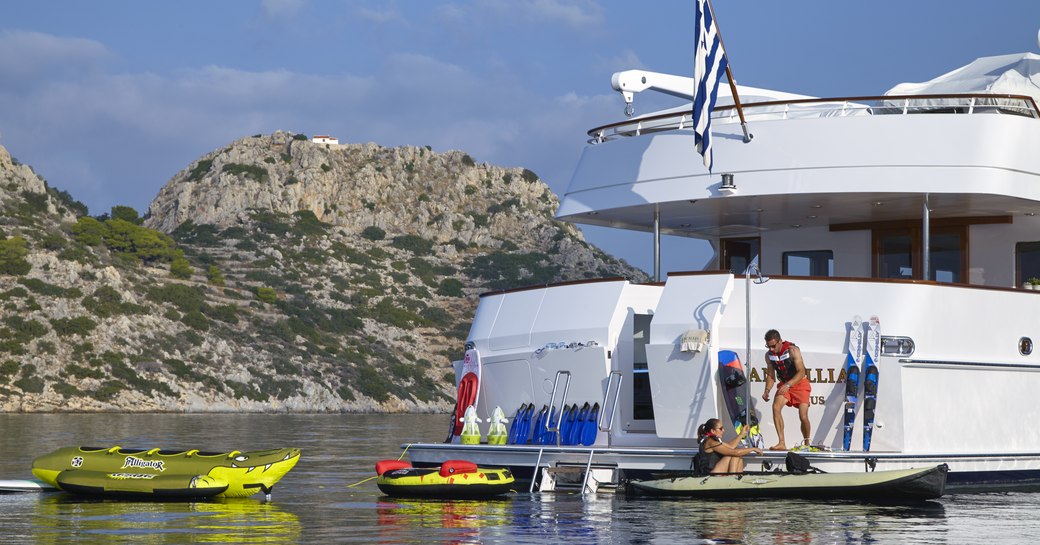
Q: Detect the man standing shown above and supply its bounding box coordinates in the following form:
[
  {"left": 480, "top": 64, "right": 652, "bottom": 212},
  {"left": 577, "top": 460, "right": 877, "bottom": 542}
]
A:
[{"left": 761, "top": 329, "right": 811, "bottom": 451}]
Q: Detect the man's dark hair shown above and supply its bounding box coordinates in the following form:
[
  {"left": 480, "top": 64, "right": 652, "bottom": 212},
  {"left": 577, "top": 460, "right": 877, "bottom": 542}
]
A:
[{"left": 765, "top": 329, "right": 781, "bottom": 342}]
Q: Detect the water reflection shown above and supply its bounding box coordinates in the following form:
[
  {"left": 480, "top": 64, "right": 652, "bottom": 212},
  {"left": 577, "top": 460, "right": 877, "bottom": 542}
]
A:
[{"left": 31, "top": 495, "right": 300, "bottom": 544}]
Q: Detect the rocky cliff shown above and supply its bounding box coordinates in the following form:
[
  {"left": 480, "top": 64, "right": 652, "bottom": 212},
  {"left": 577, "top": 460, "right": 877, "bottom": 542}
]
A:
[{"left": 0, "top": 132, "right": 646, "bottom": 412}]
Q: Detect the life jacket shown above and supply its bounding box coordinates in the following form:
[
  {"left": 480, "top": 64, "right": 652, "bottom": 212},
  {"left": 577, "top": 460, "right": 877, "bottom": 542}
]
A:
[
  {"left": 692, "top": 435, "right": 722, "bottom": 475},
  {"left": 768, "top": 341, "right": 798, "bottom": 382}
]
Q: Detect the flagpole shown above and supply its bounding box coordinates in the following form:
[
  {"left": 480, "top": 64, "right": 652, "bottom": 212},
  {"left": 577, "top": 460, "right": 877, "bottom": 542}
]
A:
[{"left": 704, "top": 0, "right": 753, "bottom": 143}]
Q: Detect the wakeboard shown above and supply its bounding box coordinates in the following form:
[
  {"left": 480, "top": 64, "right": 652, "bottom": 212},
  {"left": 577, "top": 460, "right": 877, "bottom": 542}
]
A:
[
  {"left": 717, "top": 350, "right": 763, "bottom": 448},
  {"left": 447, "top": 348, "right": 481, "bottom": 442},
  {"left": 842, "top": 316, "right": 864, "bottom": 451},
  {"left": 863, "top": 315, "right": 881, "bottom": 451}
]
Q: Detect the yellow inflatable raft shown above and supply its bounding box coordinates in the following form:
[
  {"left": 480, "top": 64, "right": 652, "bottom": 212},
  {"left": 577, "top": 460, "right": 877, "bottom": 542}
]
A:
[
  {"left": 32, "top": 446, "right": 300, "bottom": 499},
  {"left": 376, "top": 460, "right": 514, "bottom": 498}
]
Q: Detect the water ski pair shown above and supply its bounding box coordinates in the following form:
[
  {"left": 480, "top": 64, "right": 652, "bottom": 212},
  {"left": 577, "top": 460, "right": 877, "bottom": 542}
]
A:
[{"left": 843, "top": 315, "right": 881, "bottom": 452}]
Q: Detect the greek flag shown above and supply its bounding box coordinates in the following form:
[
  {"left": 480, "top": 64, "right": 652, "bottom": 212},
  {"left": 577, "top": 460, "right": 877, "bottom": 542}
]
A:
[{"left": 693, "top": 0, "right": 728, "bottom": 171}]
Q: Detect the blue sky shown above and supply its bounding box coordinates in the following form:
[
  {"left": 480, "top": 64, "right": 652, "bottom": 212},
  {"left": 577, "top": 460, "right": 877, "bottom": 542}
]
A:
[{"left": 3, "top": 0, "right": 1039, "bottom": 274}]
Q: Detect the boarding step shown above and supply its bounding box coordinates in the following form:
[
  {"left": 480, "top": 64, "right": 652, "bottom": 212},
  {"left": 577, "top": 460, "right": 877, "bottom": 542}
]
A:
[{"left": 537, "top": 463, "right": 619, "bottom": 494}]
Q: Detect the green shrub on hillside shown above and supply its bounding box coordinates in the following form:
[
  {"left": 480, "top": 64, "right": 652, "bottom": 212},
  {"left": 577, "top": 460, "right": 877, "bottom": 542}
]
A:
[
  {"left": 207, "top": 265, "right": 225, "bottom": 286},
  {"left": 14, "top": 375, "right": 44, "bottom": 393},
  {"left": 181, "top": 311, "right": 210, "bottom": 331},
  {"left": 82, "top": 286, "right": 146, "bottom": 318},
  {"left": 222, "top": 163, "right": 269, "bottom": 182},
  {"left": 48, "top": 186, "right": 88, "bottom": 217},
  {"left": 465, "top": 251, "right": 562, "bottom": 290},
  {"left": 50, "top": 316, "right": 97, "bottom": 337},
  {"left": 256, "top": 286, "right": 278, "bottom": 304},
  {"left": 292, "top": 210, "right": 329, "bottom": 236},
  {"left": 170, "top": 256, "right": 193, "bottom": 279},
  {"left": 71, "top": 217, "right": 105, "bottom": 246},
  {"left": 19, "top": 277, "right": 80, "bottom": 298},
  {"left": 437, "top": 278, "right": 465, "bottom": 297},
  {"left": 250, "top": 210, "right": 291, "bottom": 236},
  {"left": 188, "top": 159, "right": 214, "bottom": 182},
  {"left": 0, "top": 236, "right": 31, "bottom": 275},
  {"left": 110, "top": 205, "right": 142, "bottom": 225},
  {"left": 391, "top": 235, "right": 434, "bottom": 255},
  {"left": 147, "top": 283, "right": 206, "bottom": 313},
  {"left": 361, "top": 226, "right": 386, "bottom": 241},
  {"left": 53, "top": 383, "right": 83, "bottom": 398},
  {"left": 98, "top": 218, "right": 178, "bottom": 263},
  {"left": 0, "top": 360, "right": 18, "bottom": 378},
  {"left": 4, "top": 315, "right": 48, "bottom": 341},
  {"left": 171, "top": 221, "right": 221, "bottom": 245}
]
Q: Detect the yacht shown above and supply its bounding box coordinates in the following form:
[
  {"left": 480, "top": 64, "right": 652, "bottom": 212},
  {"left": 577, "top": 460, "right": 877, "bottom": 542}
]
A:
[{"left": 405, "top": 51, "right": 1040, "bottom": 493}]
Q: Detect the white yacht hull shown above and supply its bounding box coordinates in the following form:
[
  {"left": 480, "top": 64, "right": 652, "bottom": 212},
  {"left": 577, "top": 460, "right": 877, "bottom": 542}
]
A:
[{"left": 405, "top": 275, "right": 1040, "bottom": 494}]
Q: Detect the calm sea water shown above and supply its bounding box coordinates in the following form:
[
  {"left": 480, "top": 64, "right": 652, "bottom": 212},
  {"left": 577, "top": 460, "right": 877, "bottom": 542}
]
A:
[{"left": 0, "top": 413, "right": 1036, "bottom": 544}]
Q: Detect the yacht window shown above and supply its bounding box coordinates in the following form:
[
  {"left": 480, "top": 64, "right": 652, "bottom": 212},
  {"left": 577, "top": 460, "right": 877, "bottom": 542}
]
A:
[
  {"left": 1016, "top": 241, "right": 1040, "bottom": 286},
  {"left": 872, "top": 227, "right": 965, "bottom": 281},
  {"left": 930, "top": 232, "right": 962, "bottom": 283},
  {"left": 721, "top": 237, "right": 760, "bottom": 275},
  {"left": 782, "top": 250, "right": 834, "bottom": 277},
  {"left": 875, "top": 233, "right": 914, "bottom": 279}
]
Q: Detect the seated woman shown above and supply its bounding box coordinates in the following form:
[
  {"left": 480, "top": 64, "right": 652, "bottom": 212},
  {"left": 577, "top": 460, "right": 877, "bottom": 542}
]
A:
[{"left": 694, "top": 418, "right": 763, "bottom": 474}]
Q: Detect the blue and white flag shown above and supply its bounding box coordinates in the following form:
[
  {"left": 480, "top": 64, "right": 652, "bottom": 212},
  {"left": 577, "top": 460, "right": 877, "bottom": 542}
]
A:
[{"left": 693, "top": 0, "right": 728, "bottom": 171}]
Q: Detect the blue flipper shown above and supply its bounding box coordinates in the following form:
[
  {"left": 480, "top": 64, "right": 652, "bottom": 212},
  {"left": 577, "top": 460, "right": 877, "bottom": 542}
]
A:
[
  {"left": 508, "top": 403, "right": 525, "bottom": 444},
  {"left": 559, "top": 404, "right": 575, "bottom": 445},
  {"left": 519, "top": 404, "right": 534, "bottom": 444},
  {"left": 581, "top": 403, "right": 600, "bottom": 446},
  {"left": 570, "top": 403, "right": 590, "bottom": 445},
  {"left": 531, "top": 405, "right": 547, "bottom": 445}
]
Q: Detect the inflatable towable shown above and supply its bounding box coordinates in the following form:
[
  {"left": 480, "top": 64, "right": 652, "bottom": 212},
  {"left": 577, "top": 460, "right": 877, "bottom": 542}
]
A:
[
  {"left": 375, "top": 459, "right": 514, "bottom": 498},
  {"left": 32, "top": 446, "right": 301, "bottom": 499}
]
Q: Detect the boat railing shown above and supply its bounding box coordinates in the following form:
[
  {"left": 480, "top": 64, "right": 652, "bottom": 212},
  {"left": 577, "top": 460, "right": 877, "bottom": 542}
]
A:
[
  {"left": 546, "top": 370, "right": 571, "bottom": 447},
  {"left": 587, "top": 93, "right": 1040, "bottom": 143},
  {"left": 599, "top": 371, "right": 623, "bottom": 434}
]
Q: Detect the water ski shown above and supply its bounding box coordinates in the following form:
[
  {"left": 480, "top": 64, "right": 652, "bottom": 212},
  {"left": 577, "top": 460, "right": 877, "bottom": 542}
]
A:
[
  {"left": 863, "top": 315, "right": 881, "bottom": 451},
  {"left": 842, "top": 316, "right": 864, "bottom": 451}
]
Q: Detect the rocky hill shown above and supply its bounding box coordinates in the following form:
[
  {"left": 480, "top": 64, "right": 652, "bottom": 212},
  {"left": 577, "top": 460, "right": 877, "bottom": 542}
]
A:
[{"left": 0, "top": 132, "right": 646, "bottom": 412}]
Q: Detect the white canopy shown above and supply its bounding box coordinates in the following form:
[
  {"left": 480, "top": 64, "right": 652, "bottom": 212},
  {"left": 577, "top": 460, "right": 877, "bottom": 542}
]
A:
[{"left": 886, "top": 52, "right": 1040, "bottom": 106}]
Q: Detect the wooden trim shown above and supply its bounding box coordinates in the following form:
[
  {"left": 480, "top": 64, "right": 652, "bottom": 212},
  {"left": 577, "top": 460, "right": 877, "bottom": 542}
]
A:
[
  {"left": 831, "top": 215, "right": 1012, "bottom": 232},
  {"left": 662, "top": 270, "right": 732, "bottom": 278}
]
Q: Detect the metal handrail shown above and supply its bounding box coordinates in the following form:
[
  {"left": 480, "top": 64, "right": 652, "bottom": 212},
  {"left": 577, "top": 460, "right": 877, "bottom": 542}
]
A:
[
  {"left": 588, "top": 93, "right": 1040, "bottom": 143},
  {"left": 546, "top": 371, "right": 571, "bottom": 447},
  {"left": 598, "top": 371, "right": 623, "bottom": 432}
]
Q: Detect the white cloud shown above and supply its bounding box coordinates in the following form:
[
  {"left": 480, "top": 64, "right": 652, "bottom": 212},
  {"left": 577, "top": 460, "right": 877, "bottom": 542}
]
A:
[
  {"left": 260, "top": 0, "right": 307, "bottom": 18},
  {"left": 473, "top": 0, "right": 605, "bottom": 29},
  {"left": 0, "top": 30, "right": 112, "bottom": 85},
  {"left": 356, "top": 6, "right": 404, "bottom": 24}
]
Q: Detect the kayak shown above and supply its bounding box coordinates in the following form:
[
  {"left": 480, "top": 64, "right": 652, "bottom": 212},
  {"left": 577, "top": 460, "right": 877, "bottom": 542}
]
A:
[
  {"left": 32, "top": 446, "right": 301, "bottom": 498},
  {"left": 376, "top": 459, "right": 515, "bottom": 498},
  {"left": 626, "top": 464, "right": 948, "bottom": 501}
]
